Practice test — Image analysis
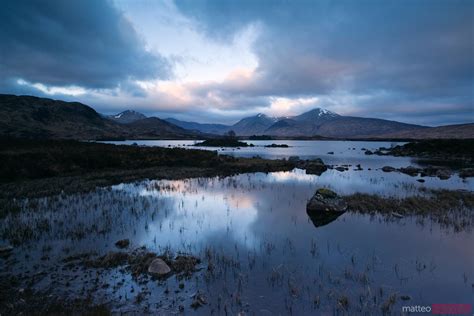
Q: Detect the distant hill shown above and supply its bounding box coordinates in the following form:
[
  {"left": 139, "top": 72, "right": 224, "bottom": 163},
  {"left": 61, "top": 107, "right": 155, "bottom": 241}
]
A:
[
  {"left": 230, "top": 113, "right": 279, "bottom": 135},
  {"left": 165, "top": 118, "right": 230, "bottom": 135},
  {"left": 2, "top": 94, "right": 471, "bottom": 140},
  {"left": 0, "top": 94, "right": 202, "bottom": 140},
  {"left": 107, "top": 110, "right": 146, "bottom": 124},
  {"left": 263, "top": 108, "right": 426, "bottom": 138},
  {"left": 377, "top": 123, "right": 474, "bottom": 139},
  {"left": 126, "top": 117, "right": 202, "bottom": 139},
  {"left": 164, "top": 108, "right": 433, "bottom": 138}
]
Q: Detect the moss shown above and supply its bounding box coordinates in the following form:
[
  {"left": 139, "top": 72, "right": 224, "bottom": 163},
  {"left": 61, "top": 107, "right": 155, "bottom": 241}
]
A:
[{"left": 316, "top": 188, "right": 338, "bottom": 199}]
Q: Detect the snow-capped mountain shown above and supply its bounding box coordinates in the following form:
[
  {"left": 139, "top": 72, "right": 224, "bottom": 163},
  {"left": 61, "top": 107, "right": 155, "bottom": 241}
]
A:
[{"left": 293, "top": 108, "right": 339, "bottom": 121}]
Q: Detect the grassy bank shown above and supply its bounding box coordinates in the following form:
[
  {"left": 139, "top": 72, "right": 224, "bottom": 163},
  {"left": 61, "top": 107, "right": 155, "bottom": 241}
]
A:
[
  {"left": 0, "top": 139, "right": 295, "bottom": 199},
  {"left": 345, "top": 189, "right": 474, "bottom": 231},
  {"left": 377, "top": 139, "right": 474, "bottom": 167}
]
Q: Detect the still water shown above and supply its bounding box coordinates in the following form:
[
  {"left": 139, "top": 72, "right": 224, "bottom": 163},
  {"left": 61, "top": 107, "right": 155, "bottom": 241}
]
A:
[
  {"left": 2, "top": 166, "right": 473, "bottom": 314},
  {"left": 103, "top": 139, "right": 414, "bottom": 168}
]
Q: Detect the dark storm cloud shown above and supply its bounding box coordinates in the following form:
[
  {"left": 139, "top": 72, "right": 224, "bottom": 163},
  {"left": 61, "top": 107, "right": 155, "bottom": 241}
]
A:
[
  {"left": 176, "top": 0, "right": 474, "bottom": 124},
  {"left": 0, "top": 0, "right": 171, "bottom": 89}
]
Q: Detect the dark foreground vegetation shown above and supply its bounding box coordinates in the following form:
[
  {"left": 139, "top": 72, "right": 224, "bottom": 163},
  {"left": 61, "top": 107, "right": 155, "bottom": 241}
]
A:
[
  {"left": 377, "top": 139, "right": 474, "bottom": 167},
  {"left": 0, "top": 139, "right": 292, "bottom": 200}
]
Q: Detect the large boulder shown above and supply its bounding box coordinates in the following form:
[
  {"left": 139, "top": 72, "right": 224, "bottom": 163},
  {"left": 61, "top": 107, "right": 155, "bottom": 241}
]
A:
[
  {"left": 148, "top": 258, "right": 171, "bottom": 277},
  {"left": 305, "top": 159, "right": 328, "bottom": 175},
  {"left": 306, "top": 188, "right": 347, "bottom": 227}
]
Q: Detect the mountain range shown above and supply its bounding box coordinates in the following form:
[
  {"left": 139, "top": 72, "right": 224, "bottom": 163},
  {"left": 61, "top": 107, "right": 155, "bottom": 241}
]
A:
[
  {"left": 0, "top": 94, "right": 202, "bottom": 140},
  {"left": 1, "top": 94, "right": 473, "bottom": 140}
]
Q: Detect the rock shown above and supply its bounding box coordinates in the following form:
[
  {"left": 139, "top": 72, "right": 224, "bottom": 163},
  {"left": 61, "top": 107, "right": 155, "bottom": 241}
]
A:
[
  {"left": 459, "top": 168, "right": 474, "bottom": 178},
  {"left": 115, "top": 239, "right": 130, "bottom": 249},
  {"left": 391, "top": 212, "right": 404, "bottom": 218},
  {"left": 417, "top": 179, "right": 425, "bottom": 183},
  {"left": 399, "top": 166, "right": 420, "bottom": 177},
  {"left": 191, "top": 293, "right": 207, "bottom": 309},
  {"left": 335, "top": 166, "right": 346, "bottom": 172},
  {"left": 436, "top": 169, "right": 451, "bottom": 180},
  {"left": 355, "top": 164, "right": 363, "bottom": 171},
  {"left": 381, "top": 166, "right": 396, "bottom": 172},
  {"left": 327, "top": 151, "right": 334, "bottom": 155},
  {"left": 305, "top": 159, "right": 328, "bottom": 176},
  {"left": 306, "top": 188, "right": 347, "bottom": 227},
  {"left": 364, "top": 150, "right": 374, "bottom": 155},
  {"left": 148, "top": 258, "right": 171, "bottom": 277}
]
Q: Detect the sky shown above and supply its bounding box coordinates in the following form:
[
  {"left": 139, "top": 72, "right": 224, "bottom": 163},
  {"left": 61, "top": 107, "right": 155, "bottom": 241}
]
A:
[{"left": 0, "top": 0, "right": 473, "bottom": 126}]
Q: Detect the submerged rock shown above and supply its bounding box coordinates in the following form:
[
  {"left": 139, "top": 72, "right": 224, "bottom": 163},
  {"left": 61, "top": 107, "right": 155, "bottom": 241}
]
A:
[
  {"left": 115, "top": 239, "right": 130, "bottom": 249},
  {"left": 306, "top": 188, "right": 347, "bottom": 227},
  {"left": 148, "top": 258, "right": 171, "bottom": 277}
]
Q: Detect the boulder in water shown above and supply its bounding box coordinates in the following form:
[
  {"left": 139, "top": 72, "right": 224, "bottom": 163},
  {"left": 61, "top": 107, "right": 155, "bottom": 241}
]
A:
[{"left": 306, "top": 188, "right": 347, "bottom": 227}]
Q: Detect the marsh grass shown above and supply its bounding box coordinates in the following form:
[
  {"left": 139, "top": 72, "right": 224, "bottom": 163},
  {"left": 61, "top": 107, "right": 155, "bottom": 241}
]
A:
[{"left": 344, "top": 189, "right": 474, "bottom": 231}]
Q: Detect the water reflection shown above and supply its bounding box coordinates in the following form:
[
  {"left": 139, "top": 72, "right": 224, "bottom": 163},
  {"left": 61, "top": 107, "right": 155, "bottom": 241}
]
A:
[{"left": 1, "top": 169, "right": 473, "bottom": 314}]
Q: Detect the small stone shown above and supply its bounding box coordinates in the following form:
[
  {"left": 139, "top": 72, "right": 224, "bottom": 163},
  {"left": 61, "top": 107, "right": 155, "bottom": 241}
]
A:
[
  {"left": 148, "top": 258, "right": 171, "bottom": 277},
  {"left": 191, "top": 293, "right": 207, "bottom": 309}
]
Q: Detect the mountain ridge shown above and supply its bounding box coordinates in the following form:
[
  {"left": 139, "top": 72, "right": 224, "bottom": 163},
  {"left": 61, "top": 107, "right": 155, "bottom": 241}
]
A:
[
  {"left": 1, "top": 94, "right": 472, "bottom": 140},
  {"left": 0, "top": 94, "right": 203, "bottom": 140}
]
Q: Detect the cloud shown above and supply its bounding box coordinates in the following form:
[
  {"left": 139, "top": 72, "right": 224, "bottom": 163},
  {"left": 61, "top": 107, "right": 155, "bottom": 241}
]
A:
[
  {"left": 0, "top": 0, "right": 171, "bottom": 90},
  {"left": 0, "top": 0, "right": 471, "bottom": 126},
  {"left": 174, "top": 0, "right": 474, "bottom": 124}
]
